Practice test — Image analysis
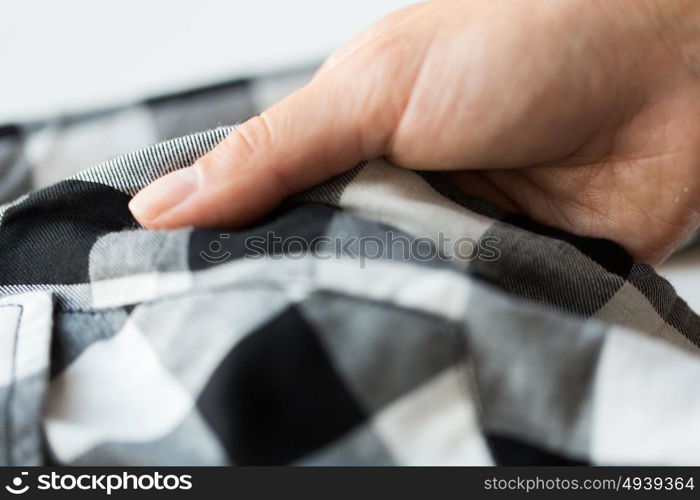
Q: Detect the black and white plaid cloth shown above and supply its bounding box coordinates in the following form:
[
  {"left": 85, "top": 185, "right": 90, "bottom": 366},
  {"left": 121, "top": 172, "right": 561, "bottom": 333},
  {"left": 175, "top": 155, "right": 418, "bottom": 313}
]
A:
[{"left": 1, "top": 71, "right": 699, "bottom": 466}]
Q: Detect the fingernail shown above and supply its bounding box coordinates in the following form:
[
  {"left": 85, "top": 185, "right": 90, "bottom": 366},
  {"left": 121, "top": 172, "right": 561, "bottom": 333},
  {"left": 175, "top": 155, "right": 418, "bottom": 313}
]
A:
[{"left": 129, "top": 167, "right": 200, "bottom": 222}]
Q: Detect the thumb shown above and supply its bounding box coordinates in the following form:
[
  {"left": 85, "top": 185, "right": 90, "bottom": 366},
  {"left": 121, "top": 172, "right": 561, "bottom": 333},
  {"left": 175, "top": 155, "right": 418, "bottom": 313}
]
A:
[{"left": 128, "top": 68, "right": 396, "bottom": 229}]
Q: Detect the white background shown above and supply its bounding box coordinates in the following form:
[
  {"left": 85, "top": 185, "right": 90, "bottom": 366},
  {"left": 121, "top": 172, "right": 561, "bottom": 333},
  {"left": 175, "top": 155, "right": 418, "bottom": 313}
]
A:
[{"left": 0, "top": 0, "right": 412, "bottom": 121}]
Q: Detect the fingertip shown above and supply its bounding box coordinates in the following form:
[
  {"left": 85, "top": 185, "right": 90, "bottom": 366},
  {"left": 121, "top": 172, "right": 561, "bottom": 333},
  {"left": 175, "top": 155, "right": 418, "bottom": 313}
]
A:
[{"left": 129, "top": 166, "right": 200, "bottom": 227}]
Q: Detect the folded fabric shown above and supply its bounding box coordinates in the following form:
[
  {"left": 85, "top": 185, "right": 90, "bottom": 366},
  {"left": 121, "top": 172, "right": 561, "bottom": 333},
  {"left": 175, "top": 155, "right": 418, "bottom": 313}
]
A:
[{"left": 0, "top": 124, "right": 699, "bottom": 466}]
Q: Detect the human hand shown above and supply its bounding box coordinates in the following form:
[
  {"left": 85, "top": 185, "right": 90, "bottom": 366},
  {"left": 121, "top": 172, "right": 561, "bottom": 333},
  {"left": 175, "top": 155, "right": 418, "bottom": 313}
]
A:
[{"left": 128, "top": 0, "right": 700, "bottom": 265}]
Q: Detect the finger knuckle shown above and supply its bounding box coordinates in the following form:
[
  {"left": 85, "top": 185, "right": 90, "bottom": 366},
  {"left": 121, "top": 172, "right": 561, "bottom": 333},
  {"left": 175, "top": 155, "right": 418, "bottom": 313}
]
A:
[{"left": 228, "top": 114, "right": 274, "bottom": 159}]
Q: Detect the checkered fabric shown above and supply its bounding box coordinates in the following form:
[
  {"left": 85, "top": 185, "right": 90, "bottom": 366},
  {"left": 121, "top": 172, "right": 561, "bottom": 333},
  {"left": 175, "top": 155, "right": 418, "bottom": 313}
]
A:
[
  {"left": 1, "top": 74, "right": 700, "bottom": 466},
  {"left": 0, "top": 68, "right": 316, "bottom": 205}
]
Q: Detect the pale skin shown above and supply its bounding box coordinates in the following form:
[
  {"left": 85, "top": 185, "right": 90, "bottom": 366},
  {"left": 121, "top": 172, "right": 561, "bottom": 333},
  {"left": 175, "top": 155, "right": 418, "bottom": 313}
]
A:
[{"left": 129, "top": 0, "right": 700, "bottom": 265}]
